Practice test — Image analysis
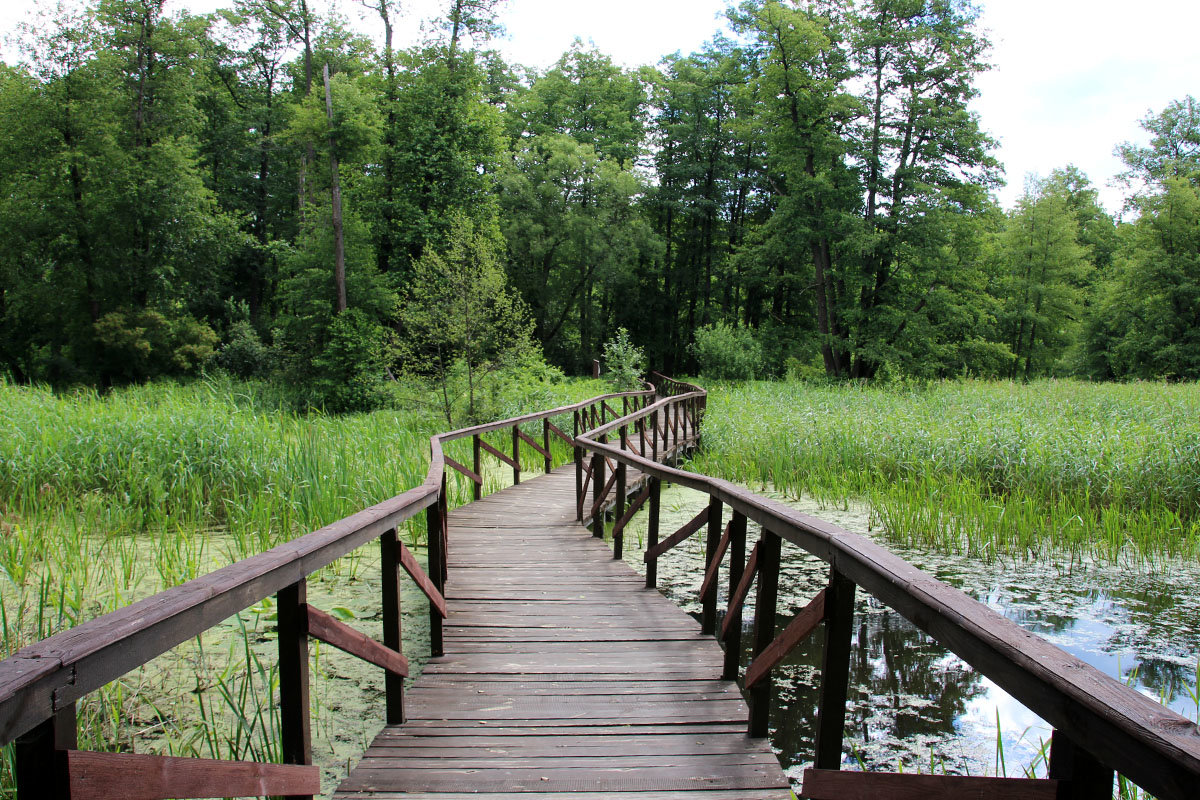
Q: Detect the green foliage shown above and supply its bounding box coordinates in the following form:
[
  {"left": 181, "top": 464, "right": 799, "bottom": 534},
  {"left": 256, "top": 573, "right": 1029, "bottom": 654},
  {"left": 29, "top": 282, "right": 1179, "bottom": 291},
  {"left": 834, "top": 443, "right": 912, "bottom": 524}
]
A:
[
  {"left": 997, "top": 178, "right": 1090, "bottom": 378},
  {"left": 692, "top": 380, "right": 1200, "bottom": 562},
  {"left": 312, "top": 309, "right": 392, "bottom": 413},
  {"left": 689, "top": 322, "right": 762, "bottom": 380},
  {"left": 401, "top": 211, "right": 537, "bottom": 424},
  {"left": 601, "top": 328, "right": 645, "bottom": 390},
  {"left": 1085, "top": 179, "right": 1200, "bottom": 380},
  {"left": 94, "top": 309, "right": 218, "bottom": 382},
  {"left": 273, "top": 207, "right": 396, "bottom": 378},
  {"left": 217, "top": 320, "right": 269, "bottom": 379}
]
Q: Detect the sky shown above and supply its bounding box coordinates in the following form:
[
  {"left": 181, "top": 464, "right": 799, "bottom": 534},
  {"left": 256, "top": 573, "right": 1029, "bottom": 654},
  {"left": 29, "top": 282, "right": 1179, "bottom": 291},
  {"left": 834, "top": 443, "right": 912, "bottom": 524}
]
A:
[{"left": 2, "top": 0, "right": 1198, "bottom": 214}]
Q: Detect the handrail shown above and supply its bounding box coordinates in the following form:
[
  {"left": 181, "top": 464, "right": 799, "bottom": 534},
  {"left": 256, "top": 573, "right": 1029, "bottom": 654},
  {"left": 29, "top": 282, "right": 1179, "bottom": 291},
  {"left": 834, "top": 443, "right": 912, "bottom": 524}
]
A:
[
  {"left": 0, "top": 382, "right": 656, "bottom": 799},
  {"left": 575, "top": 385, "right": 1200, "bottom": 800}
]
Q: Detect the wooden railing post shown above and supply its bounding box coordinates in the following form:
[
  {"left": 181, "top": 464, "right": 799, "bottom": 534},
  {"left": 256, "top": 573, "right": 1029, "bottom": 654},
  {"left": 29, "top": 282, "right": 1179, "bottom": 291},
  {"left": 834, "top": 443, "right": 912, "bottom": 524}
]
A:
[
  {"left": 813, "top": 567, "right": 855, "bottom": 768},
  {"left": 573, "top": 411, "right": 583, "bottom": 520},
  {"left": 427, "top": 488, "right": 445, "bottom": 657},
  {"left": 277, "top": 578, "right": 313, "bottom": 800},
  {"left": 722, "top": 511, "right": 748, "bottom": 680},
  {"left": 645, "top": 477, "right": 662, "bottom": 588},
  {"left": 472, "top": 434, "right": 483, "bottom": 501},
  {"left": 380, "top": 527, "right": 405, "bottom": 725},
  {"left": 1049, "top": 731, "right": 1115, "bottom": 799},
  {"left": 591, "top": 452, "right": 605, "bottom": 539},
  {"left": 615, "top": 426, "right": 628, "bottom": 559},
  {"left": 701, "top": 497, "right": 723, "bottom": 635},
  {"left": 650, "top": 409, "right": 659, "bottom": 462},
  {"left": 511, "top": 424, "right": 521, "bottom": 485},
  {"left": 542, "top": 418, "right": 553, "bottom": 474},
  {"left": 14, "top": 704, "right": 75, "bottom": 799},
  {"left": 748, "top": 529, "right": 781, "bottom": 738}
]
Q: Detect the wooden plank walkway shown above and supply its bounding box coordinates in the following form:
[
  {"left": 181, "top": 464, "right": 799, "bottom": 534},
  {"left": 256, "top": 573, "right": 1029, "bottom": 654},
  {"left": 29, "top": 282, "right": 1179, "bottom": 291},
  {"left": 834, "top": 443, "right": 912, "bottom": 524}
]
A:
[{"left": 336, "top": 465, "right": 791, "bottom": 798}]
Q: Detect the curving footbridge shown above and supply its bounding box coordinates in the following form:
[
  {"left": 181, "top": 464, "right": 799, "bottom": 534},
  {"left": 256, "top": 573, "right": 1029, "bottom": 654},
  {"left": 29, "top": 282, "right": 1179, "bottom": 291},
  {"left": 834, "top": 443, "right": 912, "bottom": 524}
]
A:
[{"left": 0, "top": 375, "right": 1197, "bottom": 799}]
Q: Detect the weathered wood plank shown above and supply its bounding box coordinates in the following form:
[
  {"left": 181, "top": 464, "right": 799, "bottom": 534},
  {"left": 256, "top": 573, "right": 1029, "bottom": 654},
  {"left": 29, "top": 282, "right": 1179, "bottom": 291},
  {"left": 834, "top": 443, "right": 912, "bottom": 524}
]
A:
[
  {"left": 799, "top": 768, "right": 1058, "bottom": 800},
  {"left": 720, "top": 543, "right": 759, "bottom": 640},
  {"left": 744, "top": 588, "right": 825, "bottom": 690},
  {"left": 397, "top": 542, "right": 447, "bottom": 619},
  {"left": 305, "top": 605, "right": 409, "bottom": 677},
  {"left": 336, "top": 464, "right": 787, "bottom": 800},
  {"left": 64, "top": 750, "right": 320, "bottom": 800},
  {"left": 442, "top": 455, "right": 482, "bottom": 485},
  {"left": 643, "top": 505, "right": 710, "bottom": 562}
]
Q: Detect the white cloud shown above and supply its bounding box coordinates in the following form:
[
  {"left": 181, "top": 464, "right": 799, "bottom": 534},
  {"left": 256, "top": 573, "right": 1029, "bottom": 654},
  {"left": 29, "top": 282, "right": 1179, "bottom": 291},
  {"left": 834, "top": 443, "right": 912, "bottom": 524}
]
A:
[{"left": 973, "top": 0, "right": 1200, "bottom": 212}]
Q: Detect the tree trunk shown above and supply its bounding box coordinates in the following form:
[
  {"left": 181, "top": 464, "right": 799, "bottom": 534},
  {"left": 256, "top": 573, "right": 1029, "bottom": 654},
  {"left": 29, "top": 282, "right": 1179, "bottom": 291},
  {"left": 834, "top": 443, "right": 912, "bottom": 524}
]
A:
[{"left": 324, "top": 64, "right": 347, "bottom": 313}]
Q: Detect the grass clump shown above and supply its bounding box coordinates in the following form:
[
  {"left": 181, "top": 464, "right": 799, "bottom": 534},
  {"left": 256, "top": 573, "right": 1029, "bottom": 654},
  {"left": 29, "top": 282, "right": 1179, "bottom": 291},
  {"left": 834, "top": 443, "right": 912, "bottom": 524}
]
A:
[{"left": 691, "top": 379, "right": 1200, "bottom": 562}]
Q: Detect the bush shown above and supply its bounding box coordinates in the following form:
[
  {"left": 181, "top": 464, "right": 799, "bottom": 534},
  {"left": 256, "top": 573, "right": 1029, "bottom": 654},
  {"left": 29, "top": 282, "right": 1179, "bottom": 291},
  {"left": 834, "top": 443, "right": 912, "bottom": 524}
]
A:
[
  {"left": 217, "top": 320, "right": 269, "bottom": 379},
  {"left": 601, "top": 328, "right": 646, "bottom": 390},
  {"left": 689, "top": 322, "right": 761, "bottom": 380},
  {"left": 94, "top": 309, "right": 218, "bottom": 382},
  {"left": 311, "top": 309, "right": 393, "bottom": 413}
]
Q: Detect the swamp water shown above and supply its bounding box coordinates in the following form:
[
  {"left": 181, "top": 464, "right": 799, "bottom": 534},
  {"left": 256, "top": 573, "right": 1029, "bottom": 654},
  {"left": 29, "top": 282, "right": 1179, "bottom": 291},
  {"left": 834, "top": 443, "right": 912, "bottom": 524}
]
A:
[{"left": 615, "top": 480, "right": 1200, "bottom": 788}]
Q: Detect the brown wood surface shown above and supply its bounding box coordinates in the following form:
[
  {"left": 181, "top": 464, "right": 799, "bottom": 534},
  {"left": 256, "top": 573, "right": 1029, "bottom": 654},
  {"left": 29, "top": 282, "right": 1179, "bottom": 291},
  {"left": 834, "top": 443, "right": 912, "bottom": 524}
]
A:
[
  {"left": 64, "top": 749, "right": 320, "bottom": 800},
  {"left": 306, "top": 605, "right": 410, "bottom": 677},
  {"left": 643, "top": 504, "right": 711, "bottom": 561},
  {"left": 516, "top": 427, "right": 552, "bottom": 461},
  {"left": 478, "top": 437, "right": 520, "bottom": 471},
  {"left": 546, "top": 419, "right": 573, "bottom": 445},
  {"left": 720, "top": 543, "right": 759, "bottom": 640},
  {"left": 442, "top": 455, "right": 481, "bottom": 485},
  {"left": 799, "top": 768, "right": 1058, "bottom": 800},
  {"left": 744, "top": 588, "right": 825, "bottom": 689},
  {"left": 698, "top": 520, "right": 732, "bottom": 603},
  {"left": 577, "top": 393, "right": 1200, "bottom": 800},
  {"left": 397, "top": 542, "right": 447, "bottom": 619},
  {"left": 612, "top": 484, "right": 652, "bottom": 536},
  {"left": 336, "top": 466, "right": 789, "bottom": 799}
]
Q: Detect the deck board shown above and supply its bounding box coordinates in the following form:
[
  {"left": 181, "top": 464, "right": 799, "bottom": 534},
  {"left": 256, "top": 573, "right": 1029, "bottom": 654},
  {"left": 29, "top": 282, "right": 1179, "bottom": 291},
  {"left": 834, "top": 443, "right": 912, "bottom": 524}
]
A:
[{"left": 335, "top": 465, "right": 790, "bottom": 798}]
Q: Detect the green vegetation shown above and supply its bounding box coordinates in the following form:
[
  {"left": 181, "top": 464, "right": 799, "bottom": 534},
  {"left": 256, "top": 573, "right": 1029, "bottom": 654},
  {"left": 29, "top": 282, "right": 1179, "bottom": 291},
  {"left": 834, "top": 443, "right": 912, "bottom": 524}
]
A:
[
  {"left": 0, "top": 374, "right": 602, "bottom": 794},
  {"left": 1, "top": 2, "right": 1197, "bottom": 399},
  {"left": 601, "top": 328, "right": 646, "bottom": 390},
  {"left": 691, "top": 380, "right": 1200, "bottom": 562}
]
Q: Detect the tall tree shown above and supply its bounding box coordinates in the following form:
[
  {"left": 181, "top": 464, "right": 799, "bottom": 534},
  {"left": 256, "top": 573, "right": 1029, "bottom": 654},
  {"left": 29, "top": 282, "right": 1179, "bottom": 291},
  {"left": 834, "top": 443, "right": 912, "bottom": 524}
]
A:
[{"left": 998, "top": 179, "right": 1089, "bottom": 378}]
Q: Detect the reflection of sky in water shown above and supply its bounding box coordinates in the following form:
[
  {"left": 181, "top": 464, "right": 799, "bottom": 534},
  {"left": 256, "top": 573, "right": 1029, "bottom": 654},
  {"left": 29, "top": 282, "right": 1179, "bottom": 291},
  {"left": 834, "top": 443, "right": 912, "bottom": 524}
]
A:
[{"left": 620, "top": 480, "right": 1200, "bottom": 785}]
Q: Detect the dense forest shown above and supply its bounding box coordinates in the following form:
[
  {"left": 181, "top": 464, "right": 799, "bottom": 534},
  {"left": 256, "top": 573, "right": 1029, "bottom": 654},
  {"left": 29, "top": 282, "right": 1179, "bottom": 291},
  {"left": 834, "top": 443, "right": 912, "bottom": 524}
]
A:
[{"left": 0, "top": 0, "right": 1197, "bottom": 414}]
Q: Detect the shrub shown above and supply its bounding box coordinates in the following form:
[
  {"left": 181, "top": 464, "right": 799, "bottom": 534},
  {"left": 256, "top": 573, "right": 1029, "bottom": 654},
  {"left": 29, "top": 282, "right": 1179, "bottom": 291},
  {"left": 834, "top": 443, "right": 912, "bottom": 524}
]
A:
[
  {"left": 94, "top": 309, "right": 217, "bottom": 382},
  {"left": 690, "top": 322, "right": 761, "bottom": 380},
  {"left": 601, "top": 328, "right": 646, "bottom": 390},
  {"left": 311, "top": 309, "right": 392, "bottom": 413},
  {"left": 217, "top": 320, "right": 269, "bottom": 379}
]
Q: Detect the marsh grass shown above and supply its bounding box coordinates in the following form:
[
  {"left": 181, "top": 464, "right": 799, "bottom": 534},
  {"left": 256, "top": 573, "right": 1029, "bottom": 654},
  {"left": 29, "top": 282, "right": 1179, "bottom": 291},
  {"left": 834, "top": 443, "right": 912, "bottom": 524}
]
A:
[{"left": 692, "top": 379, "right": 1200, "bottom": 562}]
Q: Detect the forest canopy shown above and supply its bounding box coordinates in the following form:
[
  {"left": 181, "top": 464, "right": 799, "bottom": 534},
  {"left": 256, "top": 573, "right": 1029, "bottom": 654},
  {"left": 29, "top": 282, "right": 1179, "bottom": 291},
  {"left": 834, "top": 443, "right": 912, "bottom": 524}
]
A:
[{"left": 0, "top": 0, "right": 1197, "bottom": 415}]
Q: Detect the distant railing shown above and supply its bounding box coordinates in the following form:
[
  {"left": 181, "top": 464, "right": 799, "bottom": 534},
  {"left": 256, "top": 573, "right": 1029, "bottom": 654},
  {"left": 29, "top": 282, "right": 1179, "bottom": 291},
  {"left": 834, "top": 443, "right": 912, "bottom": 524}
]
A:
[
  {"left": 576, "top": 383, "right": 1200, "bottom": 800},
  {"left": 0, "top": 385, "right": 655, "bottom": 800}
]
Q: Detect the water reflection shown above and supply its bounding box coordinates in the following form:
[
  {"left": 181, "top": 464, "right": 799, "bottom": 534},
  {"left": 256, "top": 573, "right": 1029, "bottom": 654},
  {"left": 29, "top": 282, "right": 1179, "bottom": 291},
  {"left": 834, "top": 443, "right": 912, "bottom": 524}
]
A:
[{"left": 620, "top": 481, "right": 1200, "bottom": 786}]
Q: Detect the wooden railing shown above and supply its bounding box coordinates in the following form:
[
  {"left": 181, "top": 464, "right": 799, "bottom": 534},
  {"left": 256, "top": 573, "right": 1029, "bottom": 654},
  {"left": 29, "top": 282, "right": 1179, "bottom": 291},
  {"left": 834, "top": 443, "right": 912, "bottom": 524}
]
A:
[
  {"left": 575, "top": 384, "right": 1200, "bottom": 800},
  {"left": 0, "top": 386, "right": 654, "bottom": 800}
]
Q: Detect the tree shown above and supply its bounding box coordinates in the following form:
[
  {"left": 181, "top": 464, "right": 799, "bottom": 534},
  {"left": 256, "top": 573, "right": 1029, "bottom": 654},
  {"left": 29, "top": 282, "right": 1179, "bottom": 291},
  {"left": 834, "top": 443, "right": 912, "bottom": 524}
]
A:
[
  {"left": 499, "top": 45, "right": 660, "bottom": 370},
  {"left": 998, "top": 179, "right": 1089, "bottom": 378},
  {"left": 1081, "top": 98, "right": 1200, "bottom": 380},
  {"left": 1085, "top": 179, "right": 1200, "bottom": 379},
  {"left": 1115, "top": 95, "right": 1200, "bottom": 206},
  {"left": 733, "top": 0, "right": 1000, "bottom": 379},
  {"left": 401, "top": 212, "right": 535, "bottom": 424}
]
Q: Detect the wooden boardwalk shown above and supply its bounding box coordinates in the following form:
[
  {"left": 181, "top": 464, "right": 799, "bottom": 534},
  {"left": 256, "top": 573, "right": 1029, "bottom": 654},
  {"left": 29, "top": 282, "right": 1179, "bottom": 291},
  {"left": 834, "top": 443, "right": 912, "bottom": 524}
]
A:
[{"left": 336, "top": 466, "right": 791, "bottom": 798}]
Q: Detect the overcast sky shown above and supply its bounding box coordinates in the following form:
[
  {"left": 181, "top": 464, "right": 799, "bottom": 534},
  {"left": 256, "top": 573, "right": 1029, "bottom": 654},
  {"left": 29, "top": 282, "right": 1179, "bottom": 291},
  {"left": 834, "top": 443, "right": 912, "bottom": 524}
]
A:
[{"left": 3, "top": 0, "right": 1198, "bottom": 214}]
